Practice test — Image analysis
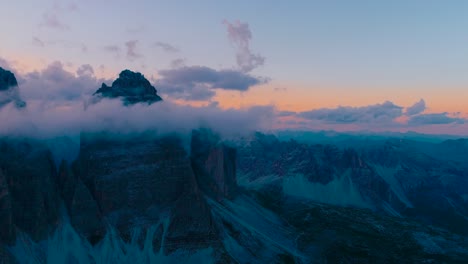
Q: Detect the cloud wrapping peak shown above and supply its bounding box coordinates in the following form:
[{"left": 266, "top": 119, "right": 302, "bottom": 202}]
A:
[
  {"left": 224, "top": 20, "right": 265, "bottom": 72},
  {"left": 156, "top": 66, "right": 266, "bottom": 101}
]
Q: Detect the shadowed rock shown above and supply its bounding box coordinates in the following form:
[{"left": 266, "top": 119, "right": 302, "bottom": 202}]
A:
[
  {"left": 94, "top": 69, "right": 162, "bottom": 105},
  {"left": 0, "top": 67, "right": 25, "bottom": 108},
  {"left": 191, "top": 128, "right": 238, "bottom": 201},
  {"left": 0, "top": 139, "right": 59, "bottom": 242}
]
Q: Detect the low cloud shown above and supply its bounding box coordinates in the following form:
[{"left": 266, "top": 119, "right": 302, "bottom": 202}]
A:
[
  {"left": 408, "top": 113, "right": 465, "bottom": 125},
  {"left": 224, "top": 20, "right": 265, "bottom": 73},
  {"left": 156, "top": 66, "right": 267, "bottom": 101},
  {"left": 299, "top": 101, "right": 403, "bottom": 124}
]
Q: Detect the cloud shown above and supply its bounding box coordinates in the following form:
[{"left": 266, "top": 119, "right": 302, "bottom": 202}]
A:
[
  {"left": 0, "top": 96, "right": 275, "bottom": 139},
  {"left": 81, "top": 43, "right": 88, "bottom": 53},
  {"left": 40, "top": 12, "right": 69, "bottom": 30},
  {"left": 408, "top": 113, "right": 465, "bottom": 125},
  {"left": 103, "top": 45, "right": 121, "bottom": 56},
  {"left": 17, "top": 61, "right": 105, "bottom": 101},
  {"left": 277, "top": 111, "right": 296, "bottom": 117},
  {"left": 32, "top": 37, "right": 45, "bottom": 47},
  {"left": 154, "top": 42, "right": 179, "bottom": 53},
  {"left": 299, "top": 101, "right": 404, "bottom": 124},
  {"left": 406, "top": 99, "right": 426, "bottom": 116},
  {"left": 224, "top": 20, "right": 265, "bottom": 72},
  {"left": 156, "top": 66, "right": 267, "bottom": 101},
  {"left": 125, "top": 40, "right": 142, "bottom": 61},
  {"left": 170, "top": 58, "right": 186, "bottom": 68}
]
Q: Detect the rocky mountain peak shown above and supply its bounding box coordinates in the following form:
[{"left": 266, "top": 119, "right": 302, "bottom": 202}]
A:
[
  {"left": 0, "top": 67, "right": 18, "bottom": 91},
  {"left": 0, "top": 67, "right": 26, "bottom": 108},
  {"left": 94, "top": 69, "right": 162, "bottom": 105}
]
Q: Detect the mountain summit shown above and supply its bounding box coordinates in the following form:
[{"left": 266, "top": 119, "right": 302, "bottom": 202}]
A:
[
  {"left": 94, "top": 69, "right": 162, "bottom": 105},
  {"left": 0, "top": 67, "right": 26, "bottom": 108}
]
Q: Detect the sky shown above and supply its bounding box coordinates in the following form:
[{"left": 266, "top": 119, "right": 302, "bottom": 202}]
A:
[{"left": 1, "top": 0, "right": 468, "bottom": 135}]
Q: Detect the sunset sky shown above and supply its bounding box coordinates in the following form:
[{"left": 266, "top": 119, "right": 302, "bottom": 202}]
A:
[{"left": 1, "top": 1, "right": 468, "bottom": 135}]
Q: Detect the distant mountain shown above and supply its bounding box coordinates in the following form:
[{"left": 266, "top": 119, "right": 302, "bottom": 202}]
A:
[
  {"left": 94, "top": 69, "right": 162, "bottom": 105},
  {"left": 237, "top": 133, "right": 468, "bottom": 235},
  {"left": 0, "top": 67, "right": 26, "bottom": 108}
]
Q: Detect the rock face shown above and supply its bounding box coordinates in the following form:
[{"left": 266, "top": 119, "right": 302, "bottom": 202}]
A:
[
  {"left": 72, "top": 133, "right": 221, "bottom": 253},
  {"left": 0, "top": 169, "right": 14, "bottom": 245},
  {"left": 0, "top": 67, "right": 25, "bottom": 108},
  {"left": 0, "top": 139, "right": 59, "bottom": 243},
  {"left": 191, "top": 129, "right": 238, "bottom": 201},
  {"left": 94, "top": 69, "right": 162, "bottom": 105}
]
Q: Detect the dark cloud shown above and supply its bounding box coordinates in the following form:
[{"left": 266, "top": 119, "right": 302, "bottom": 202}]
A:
[
  {"left": 154, "top": 42, "right": 179, "bottom": 53},
  {"left": 32, "top": 37, "right": 45, "bottom": 47},
  {"left": 408, "top": 113, "right": 465, "bottom": 125},
  {"left": 156, "top": 66, "right": 267, "bottom": 101},
  {"left": 125, "top": 40, "right": 142, "bottom": 60},
  {"left": 406, "top": 99, "right": 426, "bottom": 116},
  {"left": 224, "top": 20, "right": 265, "bottom": 73},
  {"left": 299, "top": 101, "right": 403, "bottom": 124},
  {"left": 0, "top": 91, "right": 275, "bottom": 139}
]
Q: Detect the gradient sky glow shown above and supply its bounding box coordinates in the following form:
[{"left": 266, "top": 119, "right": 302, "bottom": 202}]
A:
[{"left": 1, "top": 0, "right": 468, "bottom": 135}]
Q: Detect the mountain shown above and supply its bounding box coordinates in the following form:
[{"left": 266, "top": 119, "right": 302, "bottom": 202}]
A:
[
  {"left": 237, "top": 133, "right": 468, "bottom": 235},
  {"left": 0, "top": 67, "right": 26, "bottom": 108},
  {"left": 0, "top": 131, "right": 467, "bottom": 263},
  {"left": 94, "top": 69, "right": 162, "bottom": 105}
]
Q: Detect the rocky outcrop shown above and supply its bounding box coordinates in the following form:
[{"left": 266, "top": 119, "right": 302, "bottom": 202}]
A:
[
  {"left": 94, "top": 69, "right": 162, "bottom": 105},
  {"left": 191, "top": 129, "right": 238, "bottom": 201},
  {"left": 0, "top": 67, "right": 25, "bottom": 108}
]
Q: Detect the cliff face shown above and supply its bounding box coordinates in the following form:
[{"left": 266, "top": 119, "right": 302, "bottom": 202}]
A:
[
  {"left": 0, "top": 139, "right": 59, "bottom": 244},
  {"left": 191, "top": 129, "right": 238, "bottom": 201},
  {"left": 0, "top": 131, "right": 238, "bottom": 260},
  {"left": 70, "top": 133, "right": 222, "bottom": 253}
]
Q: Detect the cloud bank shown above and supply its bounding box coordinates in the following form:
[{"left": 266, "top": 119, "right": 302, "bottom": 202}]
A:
[{"left": 0, "top": 61, "right": 275, "bottom": 138}]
